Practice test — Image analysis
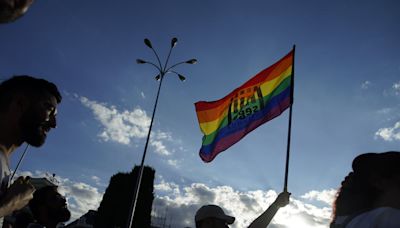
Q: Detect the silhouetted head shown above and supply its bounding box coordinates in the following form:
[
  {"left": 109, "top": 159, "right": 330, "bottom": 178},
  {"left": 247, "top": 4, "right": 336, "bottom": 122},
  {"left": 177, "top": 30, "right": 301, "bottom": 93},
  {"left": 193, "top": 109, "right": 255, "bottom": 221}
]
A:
[
  {"left": 29, "top": 186, "right": 71, "bottom": 227},
  {"left": 352, "top": 151, "right": 400, "bottom": 177},
  {"left": 195, "top": 205, "right": 235, "bottom": 228},
  {"left": 0, "top": 0, "right": 34, "bottom": 23},
  {"left": 0, "top": 75, "right": 61, "bottom": 147},
  {"left": 332, "top": 151, "right": 400, "bottom": 220}
]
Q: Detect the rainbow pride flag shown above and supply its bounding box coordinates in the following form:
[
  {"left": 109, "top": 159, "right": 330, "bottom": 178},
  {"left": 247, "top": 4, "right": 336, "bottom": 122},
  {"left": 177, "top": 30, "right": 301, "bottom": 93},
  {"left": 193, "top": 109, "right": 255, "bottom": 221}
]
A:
[{"left": 195, "top": 49, "right": 294, "bottom": 162}]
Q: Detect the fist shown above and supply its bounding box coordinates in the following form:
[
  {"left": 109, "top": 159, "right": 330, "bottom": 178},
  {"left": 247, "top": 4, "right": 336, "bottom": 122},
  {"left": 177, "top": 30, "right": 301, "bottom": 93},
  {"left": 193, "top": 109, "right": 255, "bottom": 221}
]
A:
[
  {"left": 7, "top": 176, "right": 35, "bottom": 210},
  {"left": 275, "top": 191, "right": 291, "bottom": 208}
]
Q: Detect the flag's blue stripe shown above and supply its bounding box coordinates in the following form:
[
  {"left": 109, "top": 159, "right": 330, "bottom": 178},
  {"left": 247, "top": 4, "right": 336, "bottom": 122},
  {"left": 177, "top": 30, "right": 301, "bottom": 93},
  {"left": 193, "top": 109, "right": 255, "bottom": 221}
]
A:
[{"left": 200, "top": 86, "right": 291, "bottom": 156}]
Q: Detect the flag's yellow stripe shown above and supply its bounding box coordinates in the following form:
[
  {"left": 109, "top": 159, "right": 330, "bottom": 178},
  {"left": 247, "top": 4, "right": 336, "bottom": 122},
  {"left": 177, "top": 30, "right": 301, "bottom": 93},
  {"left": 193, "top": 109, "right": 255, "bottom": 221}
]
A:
[{"left": 199, "top": 68, "right": 292, "bottom": 135}]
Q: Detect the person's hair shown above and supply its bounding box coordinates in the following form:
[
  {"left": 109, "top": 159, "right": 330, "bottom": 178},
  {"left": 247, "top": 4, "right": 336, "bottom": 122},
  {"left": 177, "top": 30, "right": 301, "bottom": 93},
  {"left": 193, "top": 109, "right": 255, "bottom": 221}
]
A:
[
  {"left": 331, "top": 171, "right": 380, "bottom": 220},
  {"left": 332, "top": 151, "right": 400, "bottom": 225},
  {"left": 0, "top": 75, "right": 62, "bottom": 111},
  {"left": 0, "top": 0, "right": 32, "bottom": 23},
  {"left": 29, "top": 186, "right": 58, "bottom": 219},
  {"left": 195, "top": 221, "right": 201, "bottom": 228}
]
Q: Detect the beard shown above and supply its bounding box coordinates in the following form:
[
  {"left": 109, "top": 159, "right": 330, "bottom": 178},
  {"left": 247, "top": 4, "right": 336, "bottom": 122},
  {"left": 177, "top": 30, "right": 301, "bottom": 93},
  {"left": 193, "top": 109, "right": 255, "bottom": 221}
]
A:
[
  {"left": 50, "top": 207, "right": 71, "bottom": 223},
  {"left": 19, "top": 109, "right": 47, "bottom": 147}
]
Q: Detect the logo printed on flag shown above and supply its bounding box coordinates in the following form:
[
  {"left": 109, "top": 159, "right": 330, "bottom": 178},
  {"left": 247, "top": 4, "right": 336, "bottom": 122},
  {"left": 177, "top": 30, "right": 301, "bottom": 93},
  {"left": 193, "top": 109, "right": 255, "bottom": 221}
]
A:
[{"left": 195, "top": 49, "right": 294, "bottom": 162}]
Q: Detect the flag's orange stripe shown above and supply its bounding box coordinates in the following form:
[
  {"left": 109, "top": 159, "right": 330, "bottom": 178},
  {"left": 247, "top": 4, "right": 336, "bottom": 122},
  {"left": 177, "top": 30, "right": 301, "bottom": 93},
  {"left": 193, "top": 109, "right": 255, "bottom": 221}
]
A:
[{"left": 196, "top": 54, "right": 292, "bottom": 123}]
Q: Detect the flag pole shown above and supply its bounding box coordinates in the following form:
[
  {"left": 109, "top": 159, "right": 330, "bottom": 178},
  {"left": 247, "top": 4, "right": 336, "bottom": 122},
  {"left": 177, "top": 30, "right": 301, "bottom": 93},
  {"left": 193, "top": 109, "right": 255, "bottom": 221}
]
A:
[
  {"left": 283, "top": 45, "right": 295, "bottom": 192},
  {"left": 10, "top": 143, "right": 29, "bottom": 181}
]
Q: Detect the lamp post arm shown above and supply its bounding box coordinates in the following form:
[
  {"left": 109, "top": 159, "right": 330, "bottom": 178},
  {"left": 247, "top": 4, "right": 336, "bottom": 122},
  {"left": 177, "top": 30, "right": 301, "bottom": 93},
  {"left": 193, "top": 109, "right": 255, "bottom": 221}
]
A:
[
  {"left": 143, "top": 61, "right": 162, "bottom": 72},
  {"left": 150, "top": 47, "right": 163, "bottom": 70},
  {"left": 167, "top": 70, "right": 179, "bottom": 76},
  {"left": 165, "top": 61, "right": 188, "bottom": 72},
  {"left": 163, "top": 46, "right": 174, "bottom": 73}
]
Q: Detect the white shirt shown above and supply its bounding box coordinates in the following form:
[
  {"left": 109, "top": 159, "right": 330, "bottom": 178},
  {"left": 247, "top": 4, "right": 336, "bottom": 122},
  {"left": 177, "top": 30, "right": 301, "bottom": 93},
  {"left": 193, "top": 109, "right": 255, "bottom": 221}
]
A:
[
  {"left": 0, "top": 150, "right": 11, "bottom": 226},
  {"left": 345, "top": 207, "right": 400, "bottom": 228},
  {"left": 0, "top": 151, "right": 10, "bottom": 195}
]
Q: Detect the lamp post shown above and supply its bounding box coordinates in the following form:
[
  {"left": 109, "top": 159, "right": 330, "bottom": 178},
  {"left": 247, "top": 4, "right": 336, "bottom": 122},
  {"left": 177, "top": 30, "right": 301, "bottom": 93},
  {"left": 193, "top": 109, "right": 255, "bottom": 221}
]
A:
[{"left": 127, "top": 38, "right": 197, "bottom": 228}]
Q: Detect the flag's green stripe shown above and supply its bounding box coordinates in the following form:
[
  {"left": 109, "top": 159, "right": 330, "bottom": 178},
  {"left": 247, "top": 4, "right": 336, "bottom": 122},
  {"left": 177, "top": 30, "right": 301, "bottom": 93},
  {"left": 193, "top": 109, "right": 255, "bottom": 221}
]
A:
[{"left": 201, "top": 76, "right": 291, "bottom": 146}]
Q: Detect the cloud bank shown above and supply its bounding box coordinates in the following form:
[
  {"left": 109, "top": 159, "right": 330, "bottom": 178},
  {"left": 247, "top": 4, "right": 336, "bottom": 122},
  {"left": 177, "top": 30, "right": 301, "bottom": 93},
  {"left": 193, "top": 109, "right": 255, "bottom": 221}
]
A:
[
  {"left": 17, "top": 171, "right": 335, "bottom": 227},
  {"left": 153, "top": 180, "right": 334, "bottom": 228}
]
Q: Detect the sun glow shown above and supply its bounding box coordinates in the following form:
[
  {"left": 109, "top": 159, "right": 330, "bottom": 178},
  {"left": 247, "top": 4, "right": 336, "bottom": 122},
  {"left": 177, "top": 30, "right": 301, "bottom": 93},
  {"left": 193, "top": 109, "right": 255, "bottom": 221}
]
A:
[{"left": 280, "top": 215, "right": 311, "bottom": 228}]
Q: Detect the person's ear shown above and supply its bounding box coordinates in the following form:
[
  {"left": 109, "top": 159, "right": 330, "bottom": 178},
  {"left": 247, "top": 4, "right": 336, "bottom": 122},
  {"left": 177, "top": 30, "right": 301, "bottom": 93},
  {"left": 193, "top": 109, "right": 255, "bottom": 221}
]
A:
[
  {"left": 369, "top": 173, "right": 392, "bottom": 191},
  {"left": 14, "top": 94, "right": 30, "bottom": 111}
]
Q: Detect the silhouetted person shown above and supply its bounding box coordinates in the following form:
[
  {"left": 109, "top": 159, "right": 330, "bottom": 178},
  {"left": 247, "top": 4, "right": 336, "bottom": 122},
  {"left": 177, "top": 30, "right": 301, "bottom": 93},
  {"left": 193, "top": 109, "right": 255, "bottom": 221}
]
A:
[
  {"left": 195, "top": 191, "right": 290, "bottom": 228},
  {"left": 27, "top": 186, "right": 71, "bottom": 228},
  {"left": 0, "top": 0, "right": 34, "bottom": 23},
  {"left": 0, "top": 76, "right": 62, "bottom": 223},
  {"left": 95, "top": 166, "right": 155, "bottom": 228},
  {"left": 331, "top": 151, "right": 400, "bottom": 227},
  {"left": 14, "top": 207, "right": 35, "bottom": 228}
]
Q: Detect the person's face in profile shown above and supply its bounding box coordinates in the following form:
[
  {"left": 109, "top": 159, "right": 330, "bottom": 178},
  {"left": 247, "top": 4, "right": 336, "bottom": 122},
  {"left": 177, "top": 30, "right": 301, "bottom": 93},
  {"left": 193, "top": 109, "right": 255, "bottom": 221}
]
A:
[
  {"left": 45, "top": 189, "right": 71, "bottom": 222},
  {"left": 200, "top": 218, "right": 230, "bottom": 228},
  {"left": 19, "top": 92, "right": 58, "bottom": 147},
  {"left": 213, "top": 218, "right": 229, "bottom": 228}
]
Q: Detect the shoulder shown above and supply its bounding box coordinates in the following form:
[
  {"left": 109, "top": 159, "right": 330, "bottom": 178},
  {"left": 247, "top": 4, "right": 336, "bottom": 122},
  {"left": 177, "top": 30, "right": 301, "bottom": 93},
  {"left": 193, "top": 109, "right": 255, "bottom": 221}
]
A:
[{"left": 348, "top": 207, "right": 400, "bottom": 227}]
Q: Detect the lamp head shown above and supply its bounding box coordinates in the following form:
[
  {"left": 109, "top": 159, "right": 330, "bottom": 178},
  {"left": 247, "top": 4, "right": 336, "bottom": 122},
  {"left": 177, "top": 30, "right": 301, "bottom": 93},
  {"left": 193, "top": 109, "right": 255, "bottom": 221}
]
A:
[
  {"left": 171, "top": 37, "right": 178, "bottom": 48},
  {"left": 178, "top": 74, "right": 186, "bottom": 82},
  {"left": 144, "top": 38, "right": 153, "bottom": 49},
  {"left": 186, "top": 59, "right": 197, "bottom": 64},
  {"left": 136, "top": 59, "right": 146, "bottom": 64}
]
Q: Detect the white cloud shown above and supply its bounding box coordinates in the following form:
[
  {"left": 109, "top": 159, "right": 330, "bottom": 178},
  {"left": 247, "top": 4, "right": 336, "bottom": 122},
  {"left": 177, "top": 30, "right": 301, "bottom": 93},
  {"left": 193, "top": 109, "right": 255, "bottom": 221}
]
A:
[
  {"left": 377, "top": 107, "right": 393, "bottom": 115},
  {"left": 375, "top": 121, "right": 400, "bottom": 141},
  {"left": 91, "top": 175, "right": 102, "bottom": 186},
  {"left": 152, "top": 181, "right": 332, "bottom": 228},
  {"left": 59, "top": 181, "right": 102, "bottom": 220},
  {"left": 141, "top": 92, "right": 146, "bottom": 99},
  {"left": 384, "top": 81, "right": 400, "bottom": 97},
  {"left": 91, "top": 176, "right": 100, "bottom": 182},
  {"left": 79, "top": 96, "right": 150, "bottom": 144},
  {"left": 150, "top": 139, "right": 171, "bottom": 156},
  {"left": 78, "top": 95, "right": 179, "bottom": 167},
  {"left": 166, "top": 159, "right": 180, "bottom": 168},
  {"left": 301, "top": 189, "right": 336, "bottom": 205},
  {"left": 154, "top": 179, "right": 180, "bottom": 195},
  {"left": 361, "top": 81, "right": 371, "bottom": 89},
  {"left": 393, "top": 81, "right": 400, "bottom": 95}
]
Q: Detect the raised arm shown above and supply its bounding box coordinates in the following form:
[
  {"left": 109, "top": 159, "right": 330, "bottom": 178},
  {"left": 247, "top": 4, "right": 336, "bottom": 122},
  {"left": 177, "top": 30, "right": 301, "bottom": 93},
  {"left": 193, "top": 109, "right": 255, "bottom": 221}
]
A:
[{"left": 248, "top": 191, "right": 290, "bottom": 228}]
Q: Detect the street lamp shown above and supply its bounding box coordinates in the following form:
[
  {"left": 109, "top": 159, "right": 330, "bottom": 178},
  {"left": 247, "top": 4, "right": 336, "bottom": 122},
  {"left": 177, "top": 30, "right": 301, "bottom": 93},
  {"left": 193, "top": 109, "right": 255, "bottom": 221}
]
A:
[{"left": 127, "top": 38, "right": 196, "bottom": 228}]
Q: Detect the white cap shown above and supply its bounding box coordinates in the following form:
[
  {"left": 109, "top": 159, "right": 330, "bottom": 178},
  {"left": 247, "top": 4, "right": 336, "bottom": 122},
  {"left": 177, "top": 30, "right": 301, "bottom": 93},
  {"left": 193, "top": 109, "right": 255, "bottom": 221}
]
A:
[{"left": 195, "top": 205, "right": 235, "bottom": 224}]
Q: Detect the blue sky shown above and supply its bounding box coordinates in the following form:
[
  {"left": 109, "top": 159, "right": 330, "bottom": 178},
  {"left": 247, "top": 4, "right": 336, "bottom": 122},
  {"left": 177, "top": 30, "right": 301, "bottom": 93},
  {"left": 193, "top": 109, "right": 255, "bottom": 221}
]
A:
[{"left": 1, "top": 0, "right": 400, "bottom": 227}]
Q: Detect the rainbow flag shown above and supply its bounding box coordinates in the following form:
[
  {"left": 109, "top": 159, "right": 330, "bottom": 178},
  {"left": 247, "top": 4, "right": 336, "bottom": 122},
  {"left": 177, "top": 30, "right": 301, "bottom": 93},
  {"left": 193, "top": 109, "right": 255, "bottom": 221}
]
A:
[{"left": 195, "top": 49, "right": 294, "bottom": 162}]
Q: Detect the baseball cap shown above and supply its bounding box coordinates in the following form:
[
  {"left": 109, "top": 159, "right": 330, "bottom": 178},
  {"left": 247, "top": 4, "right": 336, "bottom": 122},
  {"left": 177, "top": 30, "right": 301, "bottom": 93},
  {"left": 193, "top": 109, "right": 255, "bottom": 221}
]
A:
[{"left": 195, "top": 205, "right": 235, "bottom": 224}]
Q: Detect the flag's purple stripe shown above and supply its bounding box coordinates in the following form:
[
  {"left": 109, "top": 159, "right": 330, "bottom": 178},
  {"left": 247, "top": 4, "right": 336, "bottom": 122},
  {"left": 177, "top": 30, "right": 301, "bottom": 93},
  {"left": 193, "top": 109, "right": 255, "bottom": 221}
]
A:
[{"left": 199, "top": 88, "right": 290, "bottom": 162}]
